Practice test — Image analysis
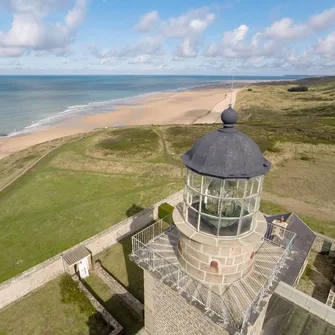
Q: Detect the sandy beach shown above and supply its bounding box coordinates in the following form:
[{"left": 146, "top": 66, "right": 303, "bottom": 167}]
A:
[{"left": 0, "top": 84, "right": 243, "bottom": 160}]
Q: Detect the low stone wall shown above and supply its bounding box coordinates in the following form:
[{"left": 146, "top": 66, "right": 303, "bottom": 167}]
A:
[
  {"left": 74, "top": 276, "right": 123, "bottom": 335},
  {"left": 275, "top": 281, "right": 335, "bottom": 326},
  {"left": 96, "top": 262, "right": 144, "bottom": 321},
  {"left": 0, "top": 191, "right": 183, "bottom": 310},
  {"left": 312, "top": 232, "right": 335, "bottom": 254},
  {"left": 0, "top": 255, "right": 64, "bottom": 311}
]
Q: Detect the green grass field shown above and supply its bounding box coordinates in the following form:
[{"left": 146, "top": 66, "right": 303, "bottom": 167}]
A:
[
  {"left": 0, "top": 127, "right": 184, "bottom": 283},
  {"left": 0, "top": 277, "right": 109, "bottom": 335},
  {"left": 1, "top": 77, "right": 335, "bottom": 283},
  {"left": 0, "top": 77, "right": 335, "bottom": 334}
]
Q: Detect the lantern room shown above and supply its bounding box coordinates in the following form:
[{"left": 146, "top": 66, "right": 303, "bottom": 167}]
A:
[{"left": 181, "top": 106, "right": 271, "bottom": 239}]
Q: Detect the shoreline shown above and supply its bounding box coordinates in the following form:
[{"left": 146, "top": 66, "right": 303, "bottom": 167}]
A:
[
  {"left": 0, "top": 82, "right": 247, "bottom": 160},
  {"left": 0, "top": 80, "right": 233, "bottom": 139}
]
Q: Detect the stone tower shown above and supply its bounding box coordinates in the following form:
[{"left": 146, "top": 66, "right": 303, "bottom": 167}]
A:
[{"left": 131, "top": 107, "right": 295, "bottom": 335}]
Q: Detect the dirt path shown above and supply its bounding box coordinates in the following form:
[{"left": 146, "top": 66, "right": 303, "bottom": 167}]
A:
[{"left": 262, "top": 191, "right": 335, "bottom": 222}]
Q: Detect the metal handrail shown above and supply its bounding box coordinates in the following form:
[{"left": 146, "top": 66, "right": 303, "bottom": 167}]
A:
[{"left": 131, "top": 216, "right": 296, "bottom": 332}]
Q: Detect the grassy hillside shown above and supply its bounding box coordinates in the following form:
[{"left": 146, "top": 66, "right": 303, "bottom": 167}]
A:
[
  {"left": 236, "top": 77, "right": 335, "bottom": 233},
  {"left": 0, "top": 78, "right": 334, "bottom": 284}
]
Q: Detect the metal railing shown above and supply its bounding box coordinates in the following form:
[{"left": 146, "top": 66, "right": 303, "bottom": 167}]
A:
[
  {"left": 240, "top": 225, "right": 296, "bottom": 333},
  {"left": 264, "top": 222, "right": 296, "bottom": 249},
  {"left": 131, "top": 217, "right": 296, "bottom": 332}
]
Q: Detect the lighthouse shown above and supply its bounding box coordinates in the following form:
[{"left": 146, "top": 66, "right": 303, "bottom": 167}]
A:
[{"left": 131, "top": 107, "right": 296, "bottom": 335}]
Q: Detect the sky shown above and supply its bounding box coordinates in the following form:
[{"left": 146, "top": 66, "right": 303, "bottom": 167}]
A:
[{"left": 0, "top": 0, "right": 335, "bottom": 75}]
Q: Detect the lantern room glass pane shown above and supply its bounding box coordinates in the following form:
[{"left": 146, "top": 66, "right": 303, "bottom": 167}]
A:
[
  {"left": 192, "top": 173, "right": 202, "bottom": 191},
  {"left": 199, "top": 214, "right": 219, "bottom": 235},
  {"left": 187, "top": 206, "right": 199, "bottom": 230},
  {"left": 185, "top": 186, "right": 200, "bottom": 209},
  {"left": 202, "top": 195, "right": 221, "bottom": 217},
  {"left": 244, "top": 195, "right": 258, "bottom": 214},
  {"left": 222, "top": 180, "right": 238, "bottom": 198},
  {"left": 237, "top": 180, "right": 246, "bottom": 198},
  {"left": 220, "top": 199, "right": 242, "bottom": 218},
  {"left": 239, "top": 214, "right": 253, "bottom": 235},
  {"left": 183, "top": 168, "right": 264, "bottom": 238},
  {"left": 202, "top": 176, "right": 222, "bottom": 198},
  {"left": 218, "top": 219, "right": 238, "bottom": 236}
]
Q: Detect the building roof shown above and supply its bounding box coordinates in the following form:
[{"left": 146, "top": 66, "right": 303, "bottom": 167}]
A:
[
  {"left": 182, "top": 107, "right": 271, "bottom": 179},
  {"left": 62, "top": 245, "right": 91, "bottom": 266},
  {"left": 263, "top": 294, "right": 335, "bottom": 335},
  {"left": 265, "top": 213, "right": 316, "bottom": 285}
]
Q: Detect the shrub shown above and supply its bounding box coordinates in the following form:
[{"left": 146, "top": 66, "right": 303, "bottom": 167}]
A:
[
  {"left": 299, "top": 153, "right": 313, "bottom": 161},
  {"left": 247, "top": 88, "right": 252, "bottom": 91},
  {"left": 59, "top": 275, "right": 95, "bottom": 314},
  {"left": 158, "top": 202, "right": 174, "bottom": 223},
  {"left": 287, "top": 86, "right": 308, "bottom": 92}
]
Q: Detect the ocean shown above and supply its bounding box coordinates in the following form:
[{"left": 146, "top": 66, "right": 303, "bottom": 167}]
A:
[{"left": 0, "top": 75, "right": 303, "bottom": 136}]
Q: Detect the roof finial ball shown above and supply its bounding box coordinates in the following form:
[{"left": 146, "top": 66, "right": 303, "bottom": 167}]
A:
[{"left": 221, "top": 105, "right": 238, "bottom": 128}]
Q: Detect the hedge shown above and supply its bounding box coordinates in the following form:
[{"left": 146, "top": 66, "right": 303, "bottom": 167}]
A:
[{"left": 158, "top": 202, "right": 174, "bottom": 224}]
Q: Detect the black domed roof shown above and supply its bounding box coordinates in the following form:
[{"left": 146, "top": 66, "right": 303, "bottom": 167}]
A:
[{"left": 182, "top": 107, "right": 271, "bottom": 179}]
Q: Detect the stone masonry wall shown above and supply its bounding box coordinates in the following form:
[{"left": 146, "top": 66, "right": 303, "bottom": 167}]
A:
[
  {"left": 143, "top": 270, "right": 229, "bottom": 335},
  {"left": 275, "top": 281, "right": 335, "bottom": 326},
  {"left": 312, "top": 232, "right": 335, "bottom": 254},
  {"left": 178, "top": 231, "right": 260, "bottom": 285},
  {"left": 74, "top": 276, "right": 123, "bottom": 335},
  {"left": 0, "top": 191, "right": 183, "bottom": 310},
  {"left": 95, "top": 262, "right": 144, "bottom": 321}
]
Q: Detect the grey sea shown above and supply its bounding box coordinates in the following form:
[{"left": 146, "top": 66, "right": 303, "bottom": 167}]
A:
[{"left": 0, "top": 75, "right": 303, "bottom": 136}]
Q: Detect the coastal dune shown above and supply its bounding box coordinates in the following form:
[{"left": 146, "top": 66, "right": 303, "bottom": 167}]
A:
[{"left": 0, "top": 84, "right": 242, "bottom": 159}]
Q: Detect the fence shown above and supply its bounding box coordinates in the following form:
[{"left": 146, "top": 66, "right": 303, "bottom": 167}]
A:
[
  {"left": 241, "top": 224, "right": 296, "bottom": 333},
  {"left": 132, "top": 219, "right": 296, "bottom": 332},
  {"left": 132, "top": 226, "right": 241, "bottom": 327},
  {"left": 0, "top": 191, "right": 183, "bottom": 310}
]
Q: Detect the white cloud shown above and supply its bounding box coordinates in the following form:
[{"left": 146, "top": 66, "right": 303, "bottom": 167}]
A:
[
  {"left": 203, "top": 5, "right": 335, "bottom": 73},
  {"left": 203, "top": 42, "right": 221, "bottom": 57},
  {"left": 128, "top": 55, "right": 154, "bottom": 64},
  {"left": 160, "top": 7, "right": 215, "bottom": 59},
  {"left": 65, "top": 0, "right": 87, "bottom": 30},
  {"left": 263, "top": 18, "right": 308, "bottom": 41},
  {"left": 134, "top": 11, "right": 159, "bottom": 33},
  {"left": 162, "top": 7, "right": 215, "bottom": 38},
  {"left": 0, "top": 0, "right": 88, "bottom": 57},
  {"left": 314, "top": 31, "right": 335, "bottom": 56},
  {"left": 4, "top": 0, "right": 71, "bottom": 16},
  {"left": 174, "top": 38, "right": 198, "bottom": 58},
  {"left": 90, "top": 7, "right": 215, "bottom": 63},
  {"left": 309, "top": 7, "right": 335, "bottom": 30},
  {"left": 222, "top": 24, "right": 248, "bottom": 45},
  {"left": 89, "top": 36, "right": 165, "bottom": 63},
  {"left": 117, "top": 36, "right": 164, "bottom": 57}
]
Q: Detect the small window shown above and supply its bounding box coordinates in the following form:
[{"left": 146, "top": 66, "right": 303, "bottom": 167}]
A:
[
  {"left": 178, "top": 240, "right": 183, "bottom": 251},
  {"left": 210, "top": 260, "right": 219, "bottom": 268}
]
